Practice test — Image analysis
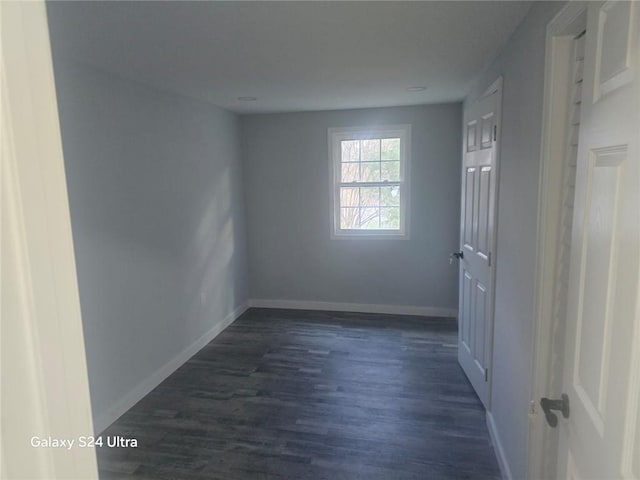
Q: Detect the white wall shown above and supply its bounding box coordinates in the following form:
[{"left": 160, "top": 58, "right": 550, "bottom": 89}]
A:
[
  {"left": 50, "top": 58, "right": 249, "bottom": 433},
  {"left": 465, "top": 2, "right": 565, "bottom": 478},
  {"left": 241, "top": 104, "right": 461, "bottom": 313}
]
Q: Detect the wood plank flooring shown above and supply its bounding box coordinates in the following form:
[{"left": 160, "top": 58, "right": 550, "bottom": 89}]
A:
[{"left": 98, "top": 308, "right": 501, "bottom": 480}]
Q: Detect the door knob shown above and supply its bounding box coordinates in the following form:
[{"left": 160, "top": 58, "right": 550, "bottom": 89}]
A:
[
  {"left": 449, "top": 251, "right": 464, "bottom": 264},
  {"left": 540, "top": 394, "right": 570, "bottom": 427}
]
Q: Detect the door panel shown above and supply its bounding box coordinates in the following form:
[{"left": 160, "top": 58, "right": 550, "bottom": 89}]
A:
[
  {"left": 461, "top": 270, "right": 473, "bottom": 353},
  {"left": 458, "top": 83, "right": 501, "bottom": 408},
  {"left": 480, "top": 113, "right": 494, "bottom": 149},
  {"left": 477, "top": 167, "right": 491, "bottom": 256},
  {"left": 474, "top": 282, "right": 487, "bottom": 372},
  {"left": 594, "top": 1, "right": 635, "bottom": 97},
  {"left": 557, "top": 2, "right": 640, "bottom": 478},
  {"left": 573, "top": 149, "right": 624, "bottom": 434},
  {"left": 467, "top": 120, "right": 477, "bottom": 152},
  {"left": 575, "top": 149, "right": 624, "bottom": 422},
  {"left": 464, "top": 168, "right": 476, "bottom": 249}
]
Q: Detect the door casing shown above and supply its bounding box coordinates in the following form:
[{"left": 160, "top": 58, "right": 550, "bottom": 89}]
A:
[
  {"left": 1, "top": 1, "right": 98, "bottom": 478},
  {"left": 528, "top": 3, "right": 589, "bottom": 479}
]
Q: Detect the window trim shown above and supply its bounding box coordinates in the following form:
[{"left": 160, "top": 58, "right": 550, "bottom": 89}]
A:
[{"left": 328, "top": 124, "right": 411, "bottom": 239}]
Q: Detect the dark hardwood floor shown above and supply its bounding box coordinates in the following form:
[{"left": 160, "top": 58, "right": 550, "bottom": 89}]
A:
[{"left": 98, "top": 308, "right": 500, "bottom": 480}]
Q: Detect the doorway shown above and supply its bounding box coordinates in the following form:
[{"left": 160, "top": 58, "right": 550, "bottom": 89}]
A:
[{"left": 529, "top": 1, "right": 640, "bottom": 478}]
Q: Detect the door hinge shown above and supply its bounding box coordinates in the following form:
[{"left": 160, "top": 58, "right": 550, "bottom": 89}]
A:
[
  {"left": 484, "top": 369, "right": 489, "bottom": 382},
  {"left": 493, "top": 125, "right": 497, "bottom": 142},
  {"left": 487, "top": 252, "right": 492, "bottom": 267}
]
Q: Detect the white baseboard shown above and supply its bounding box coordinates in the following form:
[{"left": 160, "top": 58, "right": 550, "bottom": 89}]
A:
[
  {"left": 248, "top": 298, "right": 457, "bottom": 318},
  {"left": 92, "top": 302, "right": 249, "bottom": 434},
  {"left": 487, "top": 411, "right": 512, "bottom": 480}
]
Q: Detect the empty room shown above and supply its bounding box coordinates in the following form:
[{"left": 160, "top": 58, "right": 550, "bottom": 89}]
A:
[{"left": 3, "top": 1, "right": 640, "bottom": 479}]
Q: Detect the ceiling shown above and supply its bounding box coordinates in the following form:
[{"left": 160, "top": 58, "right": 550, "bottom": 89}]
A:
[{"left": 46, "top": 1, "right": 532, "bottom": 114}]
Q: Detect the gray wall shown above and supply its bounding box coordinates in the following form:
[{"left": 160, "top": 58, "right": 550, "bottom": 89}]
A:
[
  {"left": 51, "top": 59, "right": 249, "bottom": 431},
  {"left": 465, "top": 2, "right": 564, "bottom": 478},
  {"left": 241, "top": 104, "right": 462, "bottom": 310}
]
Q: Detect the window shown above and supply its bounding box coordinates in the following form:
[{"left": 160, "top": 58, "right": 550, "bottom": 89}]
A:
[{"left": 329, "top": 125, "right": 410, "bottom": 238}]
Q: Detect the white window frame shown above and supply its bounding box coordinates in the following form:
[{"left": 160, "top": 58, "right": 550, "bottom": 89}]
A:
[{"left": 328, "top": 124, "right": 411, "bottom": 239}]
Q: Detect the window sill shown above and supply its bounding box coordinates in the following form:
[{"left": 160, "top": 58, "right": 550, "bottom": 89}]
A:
[{"left": 331, "top": 230, "right": 409, "bottom": 240}]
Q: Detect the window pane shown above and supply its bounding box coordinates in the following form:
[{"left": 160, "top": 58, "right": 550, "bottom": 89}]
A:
[
  {"left": 380, "top": 207, "right": 400, "bottom": 229},
  {"left": 359, "top": 187, "right": 380, "bottom": 207},
  {"left": 381, "top": 161, "right": 400, "bottom": 181},
  {"left": 360, "top": 207, "right": 380, "bottom": 229},
  {"left": 360, "top": 162, "right": 381, "bottom": 182},
  {"left": 381, "top": 138, "right": 400, "bottom": 160},
  {"left": 361, "top": 139, "right": 380, "bottom": 161},
  {"left": 341, "top": 163, "right": 359, "bottom": 182},
  {"left": 340, "top": 208, "right": 360, "bottom": 229},
  {"left": 340, "top": 187, "right": 359, "bottom": 207},
  {"left": 341, "top": 140, "right": 359, "bottom": 163},
  {"left": 380, "top": 185, "right": 400, "bottom": 206}
]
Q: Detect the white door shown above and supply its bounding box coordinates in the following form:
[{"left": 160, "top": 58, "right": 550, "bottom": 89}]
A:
[
  {"left": 457, "top": 81, "right": 501, "bottom": 408},
  {"left": 553, "top": 2, "right": 640, "bottom": 478}
]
